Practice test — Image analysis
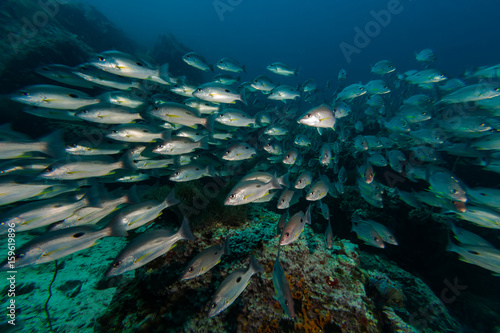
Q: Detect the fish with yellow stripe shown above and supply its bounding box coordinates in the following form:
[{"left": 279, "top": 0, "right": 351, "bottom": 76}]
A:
[{"left": 105, "top": 217, "right": 194, "bottom": 277}]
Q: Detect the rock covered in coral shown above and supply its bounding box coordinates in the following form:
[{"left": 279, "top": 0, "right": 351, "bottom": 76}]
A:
[
  {"left": 97, "top": 205, "right": 386, "bottom": 332},
  {"left": 361, "top": 253, "right": 461, "bottom": 332},
  {"left": 0, "top": 0, "right": 135, "bottom": 94}
]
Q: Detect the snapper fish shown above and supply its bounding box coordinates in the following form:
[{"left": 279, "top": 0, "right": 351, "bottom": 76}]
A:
[
  {"left": 106, "top": 217, "right": 194, "bottom": 277},
  {"left": 280, "top": 205, "right": 312, "bottom": 245},
  {"left": 267, "top": 85, "right": 300, "bottom": 102},
  {"left": 36, "top": 64, "right": 95, "bottom": 89},
  {"left": 416, "top": 49, "right": 436, "bottom": 63},
  {"left": 182, "top": 52, "right": 214, "bottom": 72},
  {"left": 181, "top": 238, "right": 230, "bottom": 280},
  {"left": 89, "top": 50, "right": 172, "bottom": 84},
  {"left": 193, "top": 83, "right": 247, "bottom": 105},
  {"left": 251, "top": 75, "right": 278, "bottom": 93},
  {"left": 272, "top": 247, "right": 295, "bottom": 319},
  {"left": 371, "top": 60, "right": 396, "bottom": 75},
  {"left": 1, "top": 221, "right": 127, "bottom": 270},
  {"left": 225, "top": 174, "right": 282, "bottom": 206},
  {"left": 216, "top": 57, "right": 246, "bottom": 73},
  {"left": 10, "top": 84, "right": 100, "bottom": 110},
  {"left": 208, "top": 255, "right": 264, "bottom": 317},
  {"left": 266, "top": 62, "right": 299, "bottom": 76},
  {"left": 336, "top": 83, "right": 367, "bottom": 100},
  {"left": 73, "top": 63, "right": 140, "bottom": 90},
  {"left": 148, "top": 102, "right": 211, "bottom": 130},
  {"left": 297, "top": 104, "right": 336, "bottom": 129}
]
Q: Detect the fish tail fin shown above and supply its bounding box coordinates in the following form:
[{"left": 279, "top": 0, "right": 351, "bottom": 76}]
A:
[
  {"left": 161, "top": 129, "right": 173, "bottom": 141},
  {"left": 163, "top": 188, "right": 180, "bottom": 207},
  {"left": 239, "top": 87, "right": 247, "bottom": 105},
  {"left": 278, "top": 172, "right": 290, "bottom": 188},
  {"left": 41, "top": 130, "right": 65, "bottom": 158},
  {"left": 106, "top": 217, "right": 128, "bottom": 237},
  {"left": 206, "top": 164, "right": 216, "bottom": 178},
  {"left": 222, "top": 237, "right": 231, "bottom": 255},
  {"left": 126, "top": 184, "right": 141, "bottom": 204},
  {"left": 249, "top": 255, "right": 264, "bottom": 274},
  {"left": 204, "top": 115, "right": 215, "bottom": 133},
  {"left": 305, "top": 204, "right": 312, "bottom": 225},
  {"left": 82, "top": 185, "right": 102, "bottom": 208},
  {"left": 199, "top": 137, "right": 210, "bottom": 150},
  {"left": 158, "top": 63, "right": 172, "bottom": 84},
  {"left": 446, "top": 237, "right": 458, "bottom": 253},
  {"left": 119, "top": 150, "right": 137, "bottom": 170},
  {"left": 178, "top": 216, "right": 194, "bottom": 241},
  {"left": 270, "top": 173, "right": 283, "bottom": 190}
]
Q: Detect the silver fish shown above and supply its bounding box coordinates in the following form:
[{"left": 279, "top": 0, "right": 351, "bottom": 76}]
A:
[
  {"left": 183, "top": 52, "right": 214, "bottom": 72},
  {"left": 207, "top": 255, "right": 264, "bottom": 317},
  {"left": 280, "top": 205, "right": 311, "bottom": 245},
  {"left": 10, "top": 84, "right": 100, "bottom": 110},
  {"left": 272, "top": 247, "right": 295, "bottom": 319},
  {"left": 181, "top": 238, "right": 230, "bottom": 280},
  {"left": 106, "top": 217, "right": 193, "bottom": 276},
  {"left": 1, "top": 221, "right": 127, "bottom": 270}
]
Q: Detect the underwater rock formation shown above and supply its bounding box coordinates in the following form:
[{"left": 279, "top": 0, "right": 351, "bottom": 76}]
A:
[{"left": 0, "top": 0, "right": 135, "bottom": 94}]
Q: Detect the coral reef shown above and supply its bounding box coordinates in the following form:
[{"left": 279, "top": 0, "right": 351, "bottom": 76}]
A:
[{"left": 97, "top": 204, "right": 386, "bottom": 333}]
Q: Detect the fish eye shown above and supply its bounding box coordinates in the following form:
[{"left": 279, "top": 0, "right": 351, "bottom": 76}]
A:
[
  {"left": 73, "top": 232, "right": 85, "bottom": 238},
  {"left": 98, "top": 56, "right": 105, "bottom": 61},
  {"left": 174, "top": 172, "right": 179, "bottom": 176},
  {"left": 373, "top": 237, "right": 379, "bottom": 241},
  {"left": 285, "top": 232, "right": 290, "bottom": 238},
  {"left": 450, "top": 189, "right": 458, "bottom": 194},
  {"left": 285, "top": 300, "right": 289, "bottom": 306},
  {"left": 298, "top": 180, "right": 302, "bottom": 184},
  {"left": 68, "top": 93, "right": 79, "bottom": 98},
  {"left": 45, "top": 166, "right": 54, "bottom": 172},
  {"left": 229, "top": 194, "right": 235, "bottom": 199},
  {"left": 306, "top": 114, "right": 312, "bottom": 118},
  {"left": 15, "top": 253, "right": 25, "bottom": 260},
  {"left": 188, "top": 267, "right": 193, "bottom": 272},
  {"left": 186, "top": 55, "right": 190, "bottom": 59},
  {"left": 211, "top": 303, "right": 217, "bottom": 308},
  {"left": 300, "top": 218, "right": 303, "bottom": 223},
  {"left": 281, "top": 199, "right": 285, "bottom": 203},
  {"left": 112, "top": 130, "right": 118, "bottom": 134},
  {"left": 224, "top": 89, "right": 230, "bottom": 93},
  {"left": 197, "top": 88, "right": 202, "bottom": 92},
  {"left": 158, "top": 144, "right": 164, "bottom": 149},
  {"left": 310, "top": 191, "right": 315, "bottom": 195},
  {"left": 81, "top": 110, "right": 88, "bottom": 113},
  {"left": 21, "top": 91, "right": 29, "bottom": 96},
  {"left": 359, "top": 87, "right": 363, "bottom": 90},
  {"left": 68, "top": 143, "right": 77, "bottom": 148},
  {"left": 113, "top": 261, "right": 121, "bottom": 268}
]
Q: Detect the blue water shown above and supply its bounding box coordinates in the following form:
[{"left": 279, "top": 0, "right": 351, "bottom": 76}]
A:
[{"left": 82, "top": 0, "right": 500, "bottom": 85}]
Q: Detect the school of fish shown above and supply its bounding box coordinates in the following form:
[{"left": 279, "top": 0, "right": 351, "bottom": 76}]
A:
[{"left": 2, "top": 47, "right": 500, "bottom": 318}]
